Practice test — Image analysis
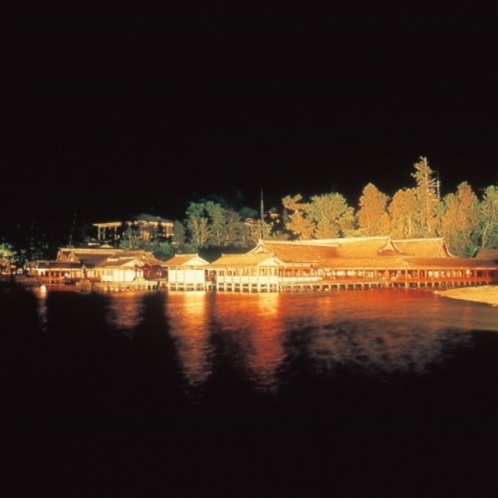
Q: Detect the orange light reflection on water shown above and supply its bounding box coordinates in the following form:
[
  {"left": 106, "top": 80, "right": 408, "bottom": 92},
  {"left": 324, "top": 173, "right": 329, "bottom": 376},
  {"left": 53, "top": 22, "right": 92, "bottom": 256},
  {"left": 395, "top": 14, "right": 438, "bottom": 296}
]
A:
[
  {"left": 208, "top": 293, "right": 286, "bottom": 394},
  {"left": 167, "top": 292, "right": 286, "bottom": 395},
  {"left": 273, "top": 290, "right": 474, "bottom": 378},
  {"left": 106, "top": 293, "right": 143, "bottom": 330},
  {"left": 29, "top": 287, "right": 496, "bottom": 395},
  {"left": 32, "top": 285, "right": 48, "bottom": 332},
  {"left": 166, "top": 292, "right": 212, "bottom": 393},
  {"left": 239, "top": 293, "right": 285, "bottom": 393}
]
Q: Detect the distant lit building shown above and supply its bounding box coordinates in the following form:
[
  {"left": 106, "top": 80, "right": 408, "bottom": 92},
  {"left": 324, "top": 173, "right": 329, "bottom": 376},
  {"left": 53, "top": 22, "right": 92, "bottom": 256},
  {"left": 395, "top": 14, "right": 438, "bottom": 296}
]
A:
[
  {"left": 93, "top": 213, "right": 174, "bottom": 246},
  {"left": 92, "top": 221, "right": 123, "bottom": 245}
]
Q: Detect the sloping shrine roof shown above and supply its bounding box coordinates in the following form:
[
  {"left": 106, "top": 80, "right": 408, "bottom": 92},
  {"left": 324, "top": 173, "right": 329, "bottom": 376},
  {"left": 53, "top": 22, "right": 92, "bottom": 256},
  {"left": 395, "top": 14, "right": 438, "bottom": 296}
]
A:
[
  {"left": 97, "top": 257, "right": 141, "bottom": 269},
  {"left": 164, "top": 254, "right": 209, "bottom": 267},
  {"left": 131, "top": 213, "right": 173, "bottom": 223},
  {"left": 392, "top": 238, "right": 452, "bottom": 258},
  {"left": 56, "top": 247, "right": 164, "bottom": 268},
  {"left": 57, "top": 248, "right": 123, "bottom": 266},
  {"left": 32, "top": 261, "right": 83, "bottom": 269},
  {"left": 209, "top": 253, "right": 284, "bottom": 267},
  {"left": 474, "top": 249, "right": 498, "bottom": 262},
  {"left": 250, "top": 240, "right": 340, "bottom": 262},
  {"left": 317, "top": 256, "right": 412, "bottom": 269},
  {"left": 251, "top": 237, "right": 456, "bottom": 261},
  {"left": 317, "top": 256, "right": 498, "bottom": 269}
]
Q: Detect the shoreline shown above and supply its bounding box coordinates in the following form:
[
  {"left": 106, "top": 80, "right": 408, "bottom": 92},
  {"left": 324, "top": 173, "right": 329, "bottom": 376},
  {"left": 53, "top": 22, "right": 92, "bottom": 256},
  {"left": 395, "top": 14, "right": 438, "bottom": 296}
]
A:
[
  {"left": 434, "top": 285, "right": 498, "bottom": 307},
  {"left": 4, "top": 276, "right": 498, "bottom": 306}
]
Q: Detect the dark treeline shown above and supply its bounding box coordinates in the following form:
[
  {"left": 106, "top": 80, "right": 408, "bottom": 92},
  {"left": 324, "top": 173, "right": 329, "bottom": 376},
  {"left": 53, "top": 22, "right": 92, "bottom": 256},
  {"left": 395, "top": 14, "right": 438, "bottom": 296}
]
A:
[{"left": 1, "top": 158, "right": 498, "bottom": 269}]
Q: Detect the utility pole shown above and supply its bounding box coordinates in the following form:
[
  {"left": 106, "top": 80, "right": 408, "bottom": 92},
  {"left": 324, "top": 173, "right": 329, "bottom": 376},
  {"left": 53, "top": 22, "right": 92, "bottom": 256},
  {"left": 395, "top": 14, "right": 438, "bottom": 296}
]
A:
[
  {"left": 260, "top": 188, "right": 265, "bottom": 239},
  {"left": 68, "top": 212, "right": 77, "bottom": 247}
]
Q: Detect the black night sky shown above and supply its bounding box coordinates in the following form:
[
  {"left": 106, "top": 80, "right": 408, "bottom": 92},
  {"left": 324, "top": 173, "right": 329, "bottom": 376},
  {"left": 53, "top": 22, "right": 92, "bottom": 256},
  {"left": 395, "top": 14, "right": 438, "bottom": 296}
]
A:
[{"left": 2, "top": 2, "right": 498, "bottom": 234}]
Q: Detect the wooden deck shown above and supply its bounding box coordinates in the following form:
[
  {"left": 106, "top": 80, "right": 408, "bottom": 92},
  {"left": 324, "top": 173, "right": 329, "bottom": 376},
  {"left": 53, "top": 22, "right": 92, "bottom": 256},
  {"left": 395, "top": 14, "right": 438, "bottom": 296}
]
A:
[
  {"left": 210, "top": 275, "right": 494, "bottom": 293},
  {"left": 91, "top": 279, "right": 165, "bottom": 293},
  {"left": 166, "top": 282, "right": 208, "bottom": 291}
]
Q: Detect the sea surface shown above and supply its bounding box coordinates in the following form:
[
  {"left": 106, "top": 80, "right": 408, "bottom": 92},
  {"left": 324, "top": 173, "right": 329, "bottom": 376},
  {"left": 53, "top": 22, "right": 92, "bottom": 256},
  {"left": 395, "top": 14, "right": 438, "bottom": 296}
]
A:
[{"left": 2, "top": 284, "right": 498, "bottom": 497}]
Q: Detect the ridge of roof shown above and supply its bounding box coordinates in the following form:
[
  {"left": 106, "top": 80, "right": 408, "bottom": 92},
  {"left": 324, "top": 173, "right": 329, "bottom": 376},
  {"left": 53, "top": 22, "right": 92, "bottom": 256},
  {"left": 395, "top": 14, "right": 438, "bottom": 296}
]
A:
[
  {"left": 209, "top": 252, "right": 284, "bottom": 266},
  {"left": 131, "top": 213, "right": 173, "bottom": 223},
  {"left": 392, "top": 237, "right": 445, "bottom": 243},
  {"left": 164, "top": 253, "right": 209, "bottom": 266}
]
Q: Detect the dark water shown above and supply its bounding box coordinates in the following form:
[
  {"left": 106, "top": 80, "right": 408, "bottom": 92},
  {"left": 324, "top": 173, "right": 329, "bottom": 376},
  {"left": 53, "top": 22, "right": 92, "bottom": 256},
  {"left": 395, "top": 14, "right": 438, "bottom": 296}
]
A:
[{"left": 2, "top": 285, "right": 498, "bottom": 497}]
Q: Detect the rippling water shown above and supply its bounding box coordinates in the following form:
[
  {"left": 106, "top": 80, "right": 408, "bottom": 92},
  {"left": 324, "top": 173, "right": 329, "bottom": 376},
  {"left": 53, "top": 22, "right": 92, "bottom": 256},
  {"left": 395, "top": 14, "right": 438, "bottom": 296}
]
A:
[
  {"left": 163, "top": 289, "right": 496, "bottom": 397},
  {"left": 2, "top": 286, "right": 498, "bottom": 497}
]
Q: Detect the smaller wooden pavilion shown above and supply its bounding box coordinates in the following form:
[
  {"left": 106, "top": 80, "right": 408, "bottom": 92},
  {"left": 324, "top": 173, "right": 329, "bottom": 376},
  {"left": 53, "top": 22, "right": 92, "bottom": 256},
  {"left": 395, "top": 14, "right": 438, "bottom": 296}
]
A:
[
  {"left": 27, "top": 247, "right": 167, "bottom": 291},
  {"left": 163, "top": 253, "right": 210, "bottom": 291}
]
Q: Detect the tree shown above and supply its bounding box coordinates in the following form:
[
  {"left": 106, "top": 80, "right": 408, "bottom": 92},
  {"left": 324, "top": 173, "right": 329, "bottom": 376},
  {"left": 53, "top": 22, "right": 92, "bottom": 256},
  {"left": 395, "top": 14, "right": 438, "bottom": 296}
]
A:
[
  {"left": 307, "top": 193, "right": 355, "bottom": 238},
  {"left": 411, "top": 157, "right": 441, "bottom": 237},
  {"left": 282, "top": 192, "right": 354, "bottom": 239},
  {"left": 147, "top": 240, "right": 175, "bottom": 260},
  {"left": 182, "top": 200, "right": 259, "bottom": 250},
  {"left": 281, "top": 194, "right": 314, "bottom": 239},
  {"left": 204, "top": 201, "right": 227, "bottom": 247},
  {"left": 185, "top": 202, "right": 211, "bottom": 250},
  {"left": 388, "top": 188, "right": 419, "bottom": 238},
  {"left": 119, "top": 228, "right": 136, "bottom": 249},
  {"left": 224, "top": 208, "right": 257, "bottom": 247},
  {"left": 440, "top": 182, "right": 480, "bottom": 256},
  {"left": 356, "top": 183, "right": 391, "bottom": 236},
  {"left": 265, "top": 207, "right": 290, "bottom": 240},
  {"left": 0, "top": 241, "right": 17, "bottom": 274},
  {"left": 479, "top": 185, "right": 498, "bottom": 249},
  {"left": 171, "top": 220, "right": 186, "bottom": 250}
]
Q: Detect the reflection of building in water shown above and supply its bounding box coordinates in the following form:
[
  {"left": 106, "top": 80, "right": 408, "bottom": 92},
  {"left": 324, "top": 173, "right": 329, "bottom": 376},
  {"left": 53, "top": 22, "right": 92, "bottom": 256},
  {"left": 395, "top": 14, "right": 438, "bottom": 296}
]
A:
[
  {"left": 166, "top": 292, "right": 212, "bottom": 393},
  {"left": 208, "top": 293, "right": 286, "bottom": 393},
  {"left": 33, "top": 284, "right": 48, "bottom": 332},
  {"left": 245, "top": 293, "right": 285, "bottom": 393},
  {"left": 168, "top": 292, "right": 285, "bottom": 395},
  {"left": 106, "top": 294, "right": 143, "bottom": 330}
]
